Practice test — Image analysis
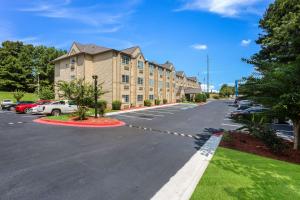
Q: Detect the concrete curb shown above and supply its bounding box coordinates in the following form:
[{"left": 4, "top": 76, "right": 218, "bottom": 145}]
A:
[
  {"left": 105, "top": 103, "right": 180, "bottom": 116},
  {"left": 151, "top": 134, "right": 222, "bottom": 200}
]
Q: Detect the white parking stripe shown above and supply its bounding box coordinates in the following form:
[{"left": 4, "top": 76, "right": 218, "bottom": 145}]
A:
[
  {"left": 130, "top": 112, "right": 164, "bottom": 117},
  {"left": 144, "top": 110, "right": 174, "bottom": 114},
  {"left": 8, "top": 122, "right": 14, "bottom": 125},
  {"left": 221, "top": 123, "right": 241, "bottom": 127},
  {"left": 154, "top": 109, "right": 180, "bottom": 112},
  {"left": 118, "top": 115, "right": 153, "bottom": 120}
]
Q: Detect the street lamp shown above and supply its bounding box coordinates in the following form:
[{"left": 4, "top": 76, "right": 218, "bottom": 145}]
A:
[{"left": 92, "top": 75, "right": 98, "bottom": 118}]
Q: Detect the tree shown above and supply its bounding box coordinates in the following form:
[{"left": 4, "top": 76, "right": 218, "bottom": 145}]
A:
[
  {"left": 241, "top": 0, "right": 300, "bottom": 149},
  {"left": 38, "top": 86, "right": 55, "bottom": 100},
  {"left": 13, "top": 90, "right": 25, "bottom": 102},
  {"left": 219, "top": 84, "right": 234, "bottom": 97},
  {"left": 0, "top": 40, "right": 66, "bottom": 92},
  {"left": 56, "top": 79, "right": 106, "bottom": 120}
]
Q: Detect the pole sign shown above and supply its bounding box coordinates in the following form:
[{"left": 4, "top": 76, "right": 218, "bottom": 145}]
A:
[{"left": 235, "top": 80, "right": 239, "bottom": 97}]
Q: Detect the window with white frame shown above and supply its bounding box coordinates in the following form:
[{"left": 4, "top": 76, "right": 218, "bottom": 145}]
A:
[
  {"left": 122, "top": 95, "right": 129, "bottom": 103},
  {"left": 137, "top": 95, "right": 143, "bottom": 101},
  {"left": 137, "top": 77, "right": 144, "bottom": 85},
  {"left": 122, "top": 55, "right": 130, "bottom": 65},
  {"left": 149, "top": 64, "right": 154, "bottom": 75},
  {"left": 122, "top": 75, "right": 129, "bottom": 83},
  {"left": 166, "top": 82, "right": 170, "bottom": 88},
  {"left": 149, "top": 95, "right": 154, "bottom": 100},
  {"left": 149, "top": 79, "right": 154, "bottom": 87},
  {"left": 158, "top": 81, "right": 163, "bottom": 88},
  {"left": 158, "top": 68, "right": 163, "bottom": 75},
  {"left": 138, "top": 61, "right": 144, "bottom": 69}
]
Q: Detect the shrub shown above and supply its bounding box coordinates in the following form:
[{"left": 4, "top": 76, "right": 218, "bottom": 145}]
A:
[
  {"left": 112, "top": 100, "right": 122, "bottom": 110},
  {"left": 213, "top": 95, "right": 220, "bottom": 99},
  {"left": 13, "top": 90, "right": 25, "bottom": 102},
  {"left": 97, "top": 100, "right": 107, "bottom": 117},
  {"left": 144, "top": 99, "right": 152, "bottom": 107},
  {"left": 155, "top": 99, "right": 160, "bottom": 105},
  {"left": 181, "top": 96, "right": 186, "bottom": 102},
  {"left": 163, "top": 99, "right": 168, "bottom": 104},
  {"left": 195, "top": 93, "right": 207, "bottom": 103},
  {"left": 39, "top": 86, "right": 55, "bottom": 100},
  {"left": 205, "top": 92, "right": 210, "bottom": 99}
]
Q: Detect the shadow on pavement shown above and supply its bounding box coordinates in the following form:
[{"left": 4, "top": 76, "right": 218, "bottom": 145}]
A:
[{"left": 194, "top": 128, "right": 224, "bottom": 150}]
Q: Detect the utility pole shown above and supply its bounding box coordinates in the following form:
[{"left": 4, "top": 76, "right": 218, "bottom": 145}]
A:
[{"left": 206, "top": 55, "right": 209, "bottom": 93}]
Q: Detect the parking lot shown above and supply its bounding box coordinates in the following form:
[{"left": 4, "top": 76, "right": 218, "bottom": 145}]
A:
[{"left": 0, "top": 100, "right": 233, "bottom": 200}]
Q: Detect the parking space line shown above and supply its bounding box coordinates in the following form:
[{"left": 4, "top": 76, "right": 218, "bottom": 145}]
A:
[
  {"left": 144, "top": 110, "right": 174, "bottom": 114},
  {"left": 221, "top": 123, "right": 241, "bottom": 127},
  {"left": 118, "top": 115, "right": 153, "bottom": 120},
  {"left": 130, "top": 112, "right": 164, "bottom": 117},
  {"left": 154, "top": 109, "right": 180, "bottom": 112}
]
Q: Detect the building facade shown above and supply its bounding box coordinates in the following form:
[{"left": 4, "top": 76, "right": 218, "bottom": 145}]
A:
[{"left": 53, "top": 42, "right": 201, "bottom": 109}]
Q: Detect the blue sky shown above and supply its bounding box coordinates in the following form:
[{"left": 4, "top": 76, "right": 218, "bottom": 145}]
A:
[{"left": 0, "top": 0, "right": 273, "bottom": 91}]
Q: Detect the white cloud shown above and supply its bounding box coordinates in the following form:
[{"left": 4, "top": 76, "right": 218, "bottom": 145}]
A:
[
  {"left": 201, "top": 84, "right": 218, "bottom": 93},
  {"left": 191, "top": 44, "right": 207, "bottom": 50},
  {"left": 241, "top": 39, "right": 251, "bottom": 46},
  {"left": 175, "top": 0, "right": 264, "bottom": 17},
  {"left": 18, "top": 0, "right": 140, "bottom": 30}
]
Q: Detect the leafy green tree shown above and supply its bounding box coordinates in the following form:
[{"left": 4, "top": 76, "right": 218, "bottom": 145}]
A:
[
  {"left": 219, "top": 84, "right": 234, "bottom": 97},
  {"left": 13, "top": 90, "right": 25, "bottom": 102},
  {"left": 56, "top": 79, "right": 106, "bottom": 120},
  {"left": 38, "top": 86, "right": 55, "bottom": 100},
  {"left": 0, "top": 40, "right": 66, "bottom": 92},
  {"left": 241, "top": 0, "right": 300, "bottom": 149}
]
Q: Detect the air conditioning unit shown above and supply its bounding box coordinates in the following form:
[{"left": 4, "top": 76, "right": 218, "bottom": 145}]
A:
[
  {"left": 167, "top": 89, "right": 170, "bottom": 92},
  {"left": 139, "top": 87, "right": 143, "bottom": 91},
  {"left": 160, "top": 75, "right": 163, "bottom": 78},
  {"left": 150, "top": 72, "right": 153, "bottom": 76},
  {"left": 150, "top": 88, "right": 153, "bottom": 91},
  {"left": 160, "top": 88, "right": 163, "bottom": 91},
  {"left": 124, "top": 85, "right": 129, "bottom": 90},
  {"left": 124, "top": 66, "right": 129, "bottom": 70},
  {"left": 70, "top": 65, "right": 75, "bottom": 70},
  {"left": 139, "top": 70, "right": 143, "bottom": 74}
]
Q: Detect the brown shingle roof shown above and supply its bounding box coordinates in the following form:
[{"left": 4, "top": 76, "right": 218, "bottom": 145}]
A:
[
  {"left": 74, "top": 42, "right": 112, "bottom": 54},
  {"left": 121, "top": 46, "right": 139, "bottom": 55},
  {"left": 187, "top": 76, "right": 197, "bottom": 82},
  {"left": 176, "top": 71, "right": 185, "bottom": 77},
  {"left": 161, "top": 61, "right": 174, "bottom": 70}
]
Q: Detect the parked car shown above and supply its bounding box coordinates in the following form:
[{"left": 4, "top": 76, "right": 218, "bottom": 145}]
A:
[
  {"left": 231, "top": 106, "right": 269, "bottom": 118},
  {"left": 31, "top": 100, "right": 77, "bottom": 116},
  {"left": 15, "top": 100, "right": 51, "bottom": 114},
  {"left": 1, "top": 99, "right": 15, "bottom": 110}
]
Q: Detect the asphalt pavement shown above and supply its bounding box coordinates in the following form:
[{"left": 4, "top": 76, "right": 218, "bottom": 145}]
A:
[{"left": 0, "top": 100, "right": 232, "bottom": 200}]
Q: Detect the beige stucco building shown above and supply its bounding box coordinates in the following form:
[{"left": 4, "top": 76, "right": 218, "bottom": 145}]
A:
[{"left": 53, "top": 42, "right": 201, "bottom": 109}]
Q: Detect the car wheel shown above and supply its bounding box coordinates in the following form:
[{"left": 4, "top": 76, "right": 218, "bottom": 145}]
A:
[
  {"left": 24, "top": 108, "right": 30, "bottom": 114},
  {"left": 51, "top": 109, "right": 61, "bottom": 116}
]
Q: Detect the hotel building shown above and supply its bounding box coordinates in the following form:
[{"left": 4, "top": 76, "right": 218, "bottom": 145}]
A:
[{"left": 53, "top": 42, "right": 201, "bottom": 109}]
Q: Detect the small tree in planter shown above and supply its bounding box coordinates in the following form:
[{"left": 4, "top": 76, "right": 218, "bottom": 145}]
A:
[
  {"left": 112, "top": 100, "right": 122, "bottom": 110},
  {"left": 56, "top": 79, "right": 106, "bottom": 120},
  {"left": 144, "top": 99, "right": 152, "bottom": 107},
  {"left": 39, "top": 86, "right": 55, "bottom": 100},
  {"left": 163, "top": 99, "right": 168, "bottom": 104},
  {"left": 155, "top": 99, "right": 160, "bottom": 105},
  {"left": 13, "top": 90, "right": 25, "bottom": 102},
  {"left": 97, "top": 100, "right": 107, "bottom": 117}
]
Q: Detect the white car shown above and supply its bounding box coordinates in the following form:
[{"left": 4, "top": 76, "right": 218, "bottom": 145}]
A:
[{"left": 31, "top": 100, "right": 77, "bottom": 116}]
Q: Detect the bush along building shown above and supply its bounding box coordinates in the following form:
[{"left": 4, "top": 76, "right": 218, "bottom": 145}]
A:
[{"left": 53, "top": 42, "right": 201, "bottom": 109}]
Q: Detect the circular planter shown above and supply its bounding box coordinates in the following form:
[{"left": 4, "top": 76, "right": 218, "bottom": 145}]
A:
[{"left": 34, "top": 117, "right": 125, "bottom": 128}]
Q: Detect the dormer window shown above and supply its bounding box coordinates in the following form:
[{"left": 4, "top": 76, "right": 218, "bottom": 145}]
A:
[{"left": 122, "top": 55, "right": 130, "bottom": 65}]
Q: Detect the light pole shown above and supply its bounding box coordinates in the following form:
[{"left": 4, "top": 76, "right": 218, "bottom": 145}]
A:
[{"left": 92, "top": 75, "right": 98, "bottom": 118}]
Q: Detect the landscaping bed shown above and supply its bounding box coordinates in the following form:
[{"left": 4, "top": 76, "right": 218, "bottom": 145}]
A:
[
  {"left": 220, "top": 131, "right": 300, "bottom": 164},
  {"left": 34, "top": 115, "right": 125, "bottom": 128}
]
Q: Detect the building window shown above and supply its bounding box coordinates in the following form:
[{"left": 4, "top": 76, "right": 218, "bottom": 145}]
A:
[
  {"left": 166, "top": 82, "right": 170, "bottom": 88},
  {"left": 71, "top": 57, "right": 76, "bottom": 64},
  {"left": 149, "top": 64, "right": 154, "bottom": 75},
  {"left": 158, "top": 81, "right": 163, "bottom": 88},
  {"left": 70, "top": 75, "right": 76, "bottom": 80},
  {"left": 122, "top": 95, "right": 129, "bottom": 103},
  {"left": 122, "top": 75, "right": 129, "bottom": 83},
  {"left": 122, "top": 56, "right": 130, "bottom": 65},
  {"left": 149, "top": 79, "right": 154, "bottom": 87},
  {"left": 137, "top": 95, "right": 143, "bottom": 102},
  {"left": 138, "top": 61, "right": 144, "bottom": 69},
  {"left": 166, "top": 71, "right": 170, "bottom": 79},
  {"left": 137, "top": 77, "right": 143, "bottom": 85},
  {"left": 149, "top": 95, "right": 154, "bottom": 100}
]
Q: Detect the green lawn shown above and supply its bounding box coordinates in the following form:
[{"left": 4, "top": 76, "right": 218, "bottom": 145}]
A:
[
  {"left": 45, "top": 114, "right": 72, "bottom": 121},
  {"left": 0, "top": 91, "right": 38, "bottom": 102},
  {"left": 191, "top": 147, "right": 300, "bottom": 200}
]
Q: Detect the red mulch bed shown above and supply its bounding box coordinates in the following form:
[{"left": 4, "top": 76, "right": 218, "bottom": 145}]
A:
[
  {"left": 220, "top": 132, "right": 300, "bottom": 164},
  {"left": 35, "top": 117, "right": 125, "bottom": 127}
]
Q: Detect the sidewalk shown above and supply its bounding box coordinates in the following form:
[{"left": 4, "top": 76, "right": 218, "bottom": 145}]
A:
[{"left": 151, "top": 134, "right": 222, "bottom": 200}]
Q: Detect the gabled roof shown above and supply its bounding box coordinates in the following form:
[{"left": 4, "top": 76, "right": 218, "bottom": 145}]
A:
[
  {"left": 121, "top": 46, "right": 139, "bottom": 55},
  {"left": 187, "top": 76, "right": 197, "bottom": 82},
  {"left": 74, "top": 42, "right": 112, "bottom": 55},
  {"left": 176, "top": 71, "right": 185, "bottom": 77},
  {"left": 161, "top": 61, "right": 174, "bottom": 71}
]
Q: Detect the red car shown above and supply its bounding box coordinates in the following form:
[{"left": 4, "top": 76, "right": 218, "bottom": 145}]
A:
[{"left": 15, "top": 100, "right": 52, "bottom": 114}]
